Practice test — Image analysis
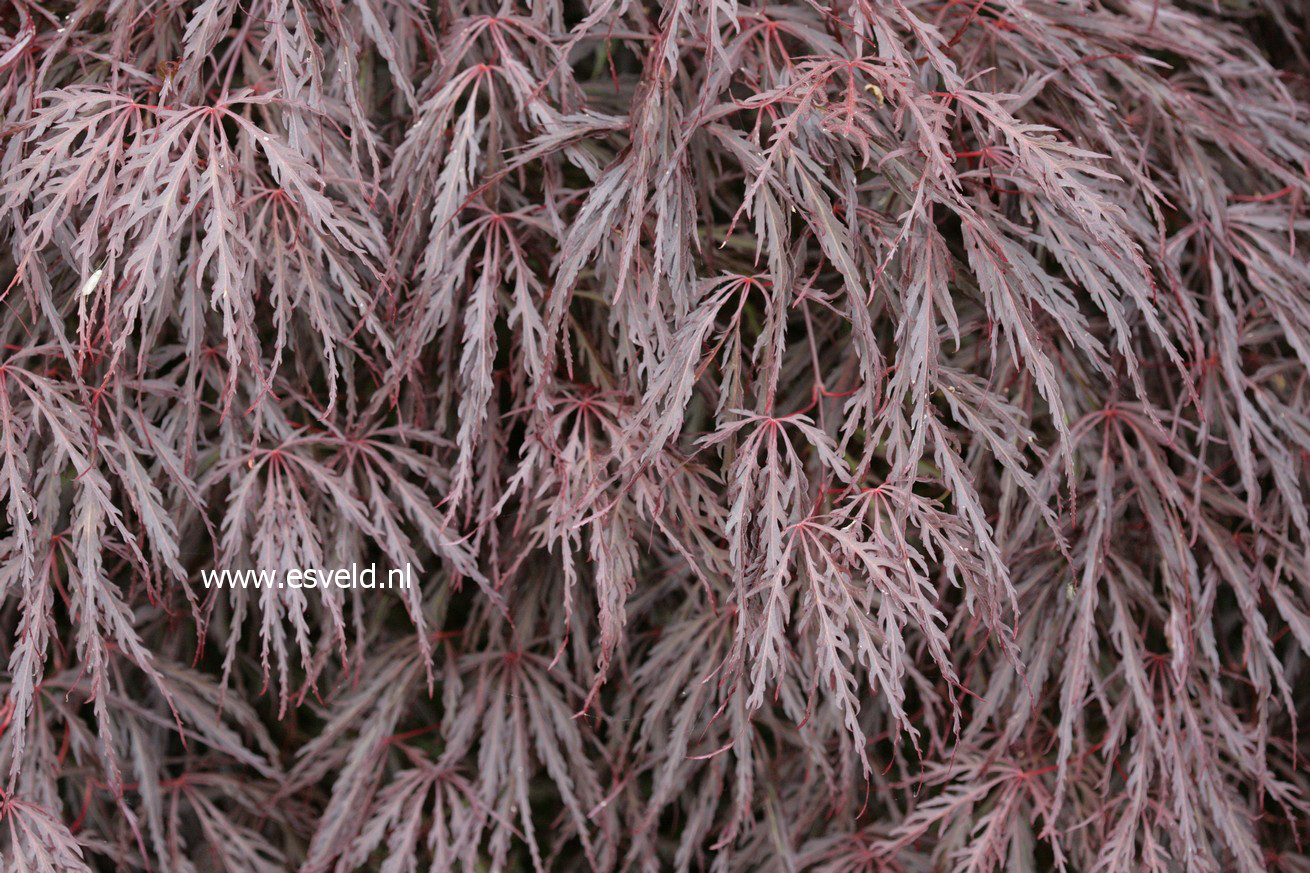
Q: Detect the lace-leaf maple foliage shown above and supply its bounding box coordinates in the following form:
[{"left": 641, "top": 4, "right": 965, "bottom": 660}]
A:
[{"left": 2, "top": 0, "right": 1309, "bottom": 870}]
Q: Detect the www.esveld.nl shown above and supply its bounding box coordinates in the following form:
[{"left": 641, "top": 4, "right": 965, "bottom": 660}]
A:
[{"left": 200, "top": 563, "right": 414, "bottom": 590}]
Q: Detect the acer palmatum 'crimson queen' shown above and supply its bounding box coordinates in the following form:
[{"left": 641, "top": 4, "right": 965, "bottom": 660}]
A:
[{"left": 2, "top": 0, "right": 1309, "bottom": 870}]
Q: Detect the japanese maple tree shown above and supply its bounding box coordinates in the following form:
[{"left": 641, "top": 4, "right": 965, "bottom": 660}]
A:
[{"left": 2, "top": 0, "right": 1309, "bottom": 870}]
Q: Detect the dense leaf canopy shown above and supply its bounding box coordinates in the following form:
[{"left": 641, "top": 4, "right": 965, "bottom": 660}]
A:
[{"left": 1, "top": 0, "right": 1309, "bottom": 870}]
